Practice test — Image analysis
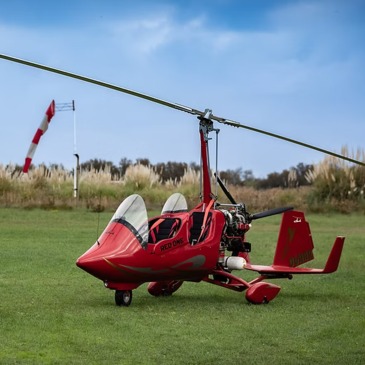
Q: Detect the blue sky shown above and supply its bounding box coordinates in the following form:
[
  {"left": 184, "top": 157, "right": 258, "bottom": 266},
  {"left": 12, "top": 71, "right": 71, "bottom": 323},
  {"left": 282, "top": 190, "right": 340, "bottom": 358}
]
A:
[{"left": 0, "top": 0, "right": 364, "bottom": 177}]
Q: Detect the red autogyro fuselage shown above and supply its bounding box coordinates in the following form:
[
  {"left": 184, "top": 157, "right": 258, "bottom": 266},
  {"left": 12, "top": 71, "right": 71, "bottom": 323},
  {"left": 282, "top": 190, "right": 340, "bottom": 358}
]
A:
[
  {"left": 76, "top": 201, "right": 226, "bottom": 291},
  {"left": 77, "top": 120, "right": 228, "bottom": 292}
]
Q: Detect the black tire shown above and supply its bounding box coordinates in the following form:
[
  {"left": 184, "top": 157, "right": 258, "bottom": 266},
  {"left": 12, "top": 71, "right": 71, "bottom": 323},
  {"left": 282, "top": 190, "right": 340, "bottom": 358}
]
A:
[{"left": 115, "top": 290, "right": 132, "bottom": 306}]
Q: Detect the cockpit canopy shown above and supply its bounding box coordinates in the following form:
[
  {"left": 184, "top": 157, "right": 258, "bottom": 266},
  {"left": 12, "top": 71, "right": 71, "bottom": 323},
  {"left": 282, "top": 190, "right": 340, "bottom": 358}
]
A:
[
  {"left": 111, "top": 194, "right": 149, "bottom": 245},
  {"left": 161, "top": 193, "right": 188, "bottom": 214},
  {"left": 110, "top": 193, "right": 188, "bottom": 247}
]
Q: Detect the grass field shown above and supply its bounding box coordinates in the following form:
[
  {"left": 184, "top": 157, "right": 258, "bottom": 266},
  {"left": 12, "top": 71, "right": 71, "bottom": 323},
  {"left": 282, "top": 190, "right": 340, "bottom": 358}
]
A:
[{"left": 0, "top": 208, "right": 364, "bottom": 364}]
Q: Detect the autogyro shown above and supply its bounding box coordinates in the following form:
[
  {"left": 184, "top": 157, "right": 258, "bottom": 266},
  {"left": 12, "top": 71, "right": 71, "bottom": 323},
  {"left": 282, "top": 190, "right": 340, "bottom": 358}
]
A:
[{"left": 76, "top": 114, "right": 345, "bottom": 306}]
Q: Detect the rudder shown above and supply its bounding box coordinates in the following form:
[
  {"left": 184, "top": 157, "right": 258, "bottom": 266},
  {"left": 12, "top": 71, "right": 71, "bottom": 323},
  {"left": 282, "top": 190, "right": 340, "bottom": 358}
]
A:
[{"left": 273, "top": 211, "right": 314, "bottom": 267}]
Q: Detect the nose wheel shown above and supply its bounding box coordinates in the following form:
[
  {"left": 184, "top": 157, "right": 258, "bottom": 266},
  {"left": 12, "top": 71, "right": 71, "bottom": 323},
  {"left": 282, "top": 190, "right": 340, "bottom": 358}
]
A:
[{"left": 115, "top": 290, "right": 133, "bottom": 306}]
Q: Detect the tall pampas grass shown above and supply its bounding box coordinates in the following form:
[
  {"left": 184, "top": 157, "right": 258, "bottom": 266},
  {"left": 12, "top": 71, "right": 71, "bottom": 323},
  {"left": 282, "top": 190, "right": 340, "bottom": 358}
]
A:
[
  {"left": 123, "top": 164, "right": 160, "bottom": 189},
  {"left": 305, "top": 146, "right": 365, "bottom": 212},
  {"left": 1, "top": 150, "right": 364, "bottom": 213}
]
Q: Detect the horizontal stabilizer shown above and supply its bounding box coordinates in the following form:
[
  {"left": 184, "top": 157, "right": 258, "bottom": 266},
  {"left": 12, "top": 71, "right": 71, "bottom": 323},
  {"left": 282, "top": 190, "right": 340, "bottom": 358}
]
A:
[{"left": 245, "top": 236, "right": 345, "bottom": 275}]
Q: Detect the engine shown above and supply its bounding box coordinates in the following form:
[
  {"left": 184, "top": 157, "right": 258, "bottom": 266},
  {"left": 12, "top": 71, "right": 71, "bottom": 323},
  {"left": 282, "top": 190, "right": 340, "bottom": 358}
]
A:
[{"left": 220, "top": 206, "right": 252, "bottom": 256}]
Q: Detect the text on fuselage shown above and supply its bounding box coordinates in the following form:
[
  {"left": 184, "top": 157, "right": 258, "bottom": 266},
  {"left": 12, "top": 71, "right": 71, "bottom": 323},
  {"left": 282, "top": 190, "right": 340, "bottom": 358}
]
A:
[{"left": 160, "top": 238, "right": 184, "bottom": 252}]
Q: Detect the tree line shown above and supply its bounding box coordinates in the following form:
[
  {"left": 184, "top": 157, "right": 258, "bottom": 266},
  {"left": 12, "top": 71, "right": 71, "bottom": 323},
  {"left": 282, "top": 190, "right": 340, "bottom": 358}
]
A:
[{"left": 80, "top": 158, "right": 313, "bottom": 189}]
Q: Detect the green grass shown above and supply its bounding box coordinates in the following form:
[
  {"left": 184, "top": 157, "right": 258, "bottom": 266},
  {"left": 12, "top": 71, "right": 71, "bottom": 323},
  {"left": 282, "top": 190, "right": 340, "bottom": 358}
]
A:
[{"left": 0, "top": 208, "right": 364, "bottom": 364}]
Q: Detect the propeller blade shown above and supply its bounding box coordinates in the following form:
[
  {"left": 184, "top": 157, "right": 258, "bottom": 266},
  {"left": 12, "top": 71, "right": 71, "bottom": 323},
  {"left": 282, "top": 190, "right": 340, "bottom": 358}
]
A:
[
  {"left": 215, "top": 173, "right": 237, "bottom": 204},
  {"left": 1, "top": 53, "right": 364, "bottom": 167},
  {"left": 250, "top": 206, "right": 294, "bottom": 220}
]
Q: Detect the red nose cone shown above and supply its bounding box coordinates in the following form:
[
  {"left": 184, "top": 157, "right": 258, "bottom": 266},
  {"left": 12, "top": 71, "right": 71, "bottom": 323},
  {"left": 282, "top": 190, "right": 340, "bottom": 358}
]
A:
[
  {"left": 76, "top": 255, "right": 94, "bottom": 271},
  {"left": 76, "top": 251, "right": 105, "bottom": 279},
  {"left": 76, "top": 222, "right": 145, "bottom": 283}
]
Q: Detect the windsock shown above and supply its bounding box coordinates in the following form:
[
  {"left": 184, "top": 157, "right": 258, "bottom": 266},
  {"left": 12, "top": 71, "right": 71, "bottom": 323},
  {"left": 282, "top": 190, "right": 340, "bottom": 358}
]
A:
[{"left": 23, "top": 100, "right": 56, "bottom": 173}]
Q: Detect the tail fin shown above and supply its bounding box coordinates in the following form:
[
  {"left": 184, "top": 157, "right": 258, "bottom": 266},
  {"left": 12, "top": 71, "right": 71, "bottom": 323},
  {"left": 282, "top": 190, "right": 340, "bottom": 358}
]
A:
[
  {"left": 273, "top": 211, "right": 314, "bottom": 267},
  {"left": 322, "top": 236, "right": 345, "bottom": 273}
]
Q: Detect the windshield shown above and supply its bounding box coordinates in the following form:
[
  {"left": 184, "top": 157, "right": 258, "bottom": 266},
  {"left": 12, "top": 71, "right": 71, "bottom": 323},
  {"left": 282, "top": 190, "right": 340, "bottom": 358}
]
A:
[
  {"left": 111, "top": 194, "right": 149, "bottom": 245},
  {"left": 162, "top": 193, "right": 188, "bottom": 214}
]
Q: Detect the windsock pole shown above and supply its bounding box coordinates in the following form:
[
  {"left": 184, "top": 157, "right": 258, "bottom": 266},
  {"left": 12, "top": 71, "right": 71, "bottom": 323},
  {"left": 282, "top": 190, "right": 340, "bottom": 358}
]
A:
[{"left": 72, "top": 100, "right": 79, "bottom": 199}]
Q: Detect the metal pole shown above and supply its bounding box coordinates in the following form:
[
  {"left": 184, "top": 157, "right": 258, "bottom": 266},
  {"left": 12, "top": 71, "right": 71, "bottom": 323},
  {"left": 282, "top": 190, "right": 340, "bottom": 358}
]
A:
[{"left": 73, "top": 100, "right": 79, "bottom": 199}]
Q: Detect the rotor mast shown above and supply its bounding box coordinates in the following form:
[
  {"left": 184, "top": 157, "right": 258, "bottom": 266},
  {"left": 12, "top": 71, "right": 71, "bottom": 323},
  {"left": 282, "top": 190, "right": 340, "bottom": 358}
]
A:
[{"left": 199, "top": 110, "right": 218, "bottom": 205}]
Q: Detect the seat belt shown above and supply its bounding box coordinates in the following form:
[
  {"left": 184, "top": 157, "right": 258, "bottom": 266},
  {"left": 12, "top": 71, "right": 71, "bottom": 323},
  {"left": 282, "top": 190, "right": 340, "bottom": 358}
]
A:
[
  {"left": 149, "top": 218, "right": 165, "bottom": 243},
  {"left": 197, "top": 199, "right": 214, "bottom": 242}
]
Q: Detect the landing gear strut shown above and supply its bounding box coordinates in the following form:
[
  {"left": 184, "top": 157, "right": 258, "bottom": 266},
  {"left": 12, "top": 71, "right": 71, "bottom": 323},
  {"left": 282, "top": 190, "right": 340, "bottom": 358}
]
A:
[{"left": 147, "top": 280, "right": 183, "bottom": 296}]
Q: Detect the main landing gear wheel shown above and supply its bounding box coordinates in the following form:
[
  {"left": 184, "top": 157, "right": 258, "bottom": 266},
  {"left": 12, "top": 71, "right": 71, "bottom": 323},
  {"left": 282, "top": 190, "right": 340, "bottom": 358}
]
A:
[{"left": 115, "top": 290, "right": 132, "bottom": 306}]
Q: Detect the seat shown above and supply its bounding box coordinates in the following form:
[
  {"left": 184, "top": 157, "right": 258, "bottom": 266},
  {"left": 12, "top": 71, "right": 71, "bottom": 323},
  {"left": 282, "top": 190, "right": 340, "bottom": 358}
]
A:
[
  {"left": 149, "top": 218, "right": 180, "bottom": 243},
  {"left": 189, "top": 212, "right": 212, "bottom": 244}
]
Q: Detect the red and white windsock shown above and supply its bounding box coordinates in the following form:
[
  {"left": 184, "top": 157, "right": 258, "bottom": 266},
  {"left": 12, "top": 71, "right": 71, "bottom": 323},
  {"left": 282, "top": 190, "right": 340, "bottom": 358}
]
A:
[{"left": 23, "top": 100, "right": 56, "bottom": 173}]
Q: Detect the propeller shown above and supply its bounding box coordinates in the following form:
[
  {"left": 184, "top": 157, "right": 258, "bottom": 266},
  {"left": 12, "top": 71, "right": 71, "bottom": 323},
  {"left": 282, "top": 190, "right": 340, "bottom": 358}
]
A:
[
  {"left": 0, "top": 53, "right": 364, "bottom": 167},
  {"left": 249, "top": 206, "right": 293, "bottom": 220}
]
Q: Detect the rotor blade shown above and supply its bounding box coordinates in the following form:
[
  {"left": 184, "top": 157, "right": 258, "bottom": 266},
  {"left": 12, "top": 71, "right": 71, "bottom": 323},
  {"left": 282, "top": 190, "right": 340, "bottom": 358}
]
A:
[
  {"left": 210, "top": 114, "right": 365, "bottom": 167},
  {"left": 1, "top": 53, "right": 364, "bottom": 167},
  {"left": 250, "top": 206, "right": 294, "bottom": 220},
  {"left": 215, "top": 173, "right": 237, "bottom": 204},
  {"left": 0, "top": 53, "right": 204, "bottom": 118}
]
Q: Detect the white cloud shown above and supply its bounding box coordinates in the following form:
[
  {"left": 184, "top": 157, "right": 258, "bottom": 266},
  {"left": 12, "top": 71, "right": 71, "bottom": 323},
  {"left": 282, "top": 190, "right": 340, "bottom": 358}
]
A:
[{"left": 109, "top": 15, "right": 173, "bottom": 54}]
